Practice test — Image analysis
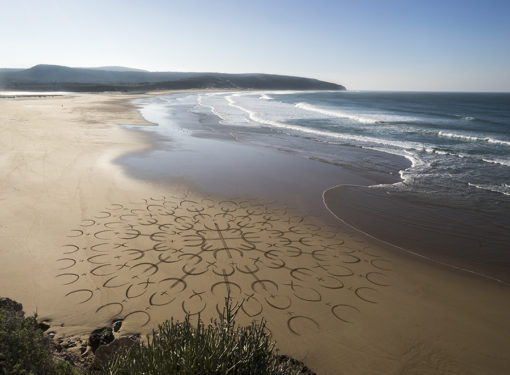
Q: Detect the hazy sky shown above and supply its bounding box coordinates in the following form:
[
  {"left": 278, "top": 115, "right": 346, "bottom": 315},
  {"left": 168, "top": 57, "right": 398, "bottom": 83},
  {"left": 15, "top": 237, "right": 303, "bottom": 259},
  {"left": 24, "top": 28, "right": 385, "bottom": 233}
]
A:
[{"left": 1, "top": 0, "right": 509, "bottom": 91}]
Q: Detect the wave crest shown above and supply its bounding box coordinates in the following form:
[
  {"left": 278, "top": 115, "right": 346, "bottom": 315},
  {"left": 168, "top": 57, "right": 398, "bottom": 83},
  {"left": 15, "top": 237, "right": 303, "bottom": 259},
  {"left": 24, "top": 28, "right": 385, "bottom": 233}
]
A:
[
  {"left": 468, "top": 183, "right": 510, "bottom": 196},
  {"left": 437, "top": 131, "right": 510, "bottom": 147},
  {"left": 295, "top": 102, "right": 378, "bottom": 124}
]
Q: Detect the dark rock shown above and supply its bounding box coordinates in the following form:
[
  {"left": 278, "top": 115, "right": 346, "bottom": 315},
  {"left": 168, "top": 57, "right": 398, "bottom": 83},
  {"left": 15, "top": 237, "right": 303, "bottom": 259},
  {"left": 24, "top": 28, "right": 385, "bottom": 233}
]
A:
[
  {"left": 275, "top": 354, "right": 317, "bottom": 375},
  {"left": 89, "top": 327, "right": 114, "bottom": 352},
  {"left": 0, "top": 297, "right": 24, "bottom": 316},
  {"left": 63, "top": 354, "right": 74, "bottom": 364},
  {"left": 51, "top": 336, "right": 94, "bottom": 372},
  {"left": 93, "top": 336, "right": 139, "bottom": 368},
  {"left": 112, "top": 319, "right": 123, "bottom": 332},
  {"left": 38, "top": 321, "right": 50, "bottom": 331},
  {"left": 63, "top": 341, "right": 77, "bottom": 349}
]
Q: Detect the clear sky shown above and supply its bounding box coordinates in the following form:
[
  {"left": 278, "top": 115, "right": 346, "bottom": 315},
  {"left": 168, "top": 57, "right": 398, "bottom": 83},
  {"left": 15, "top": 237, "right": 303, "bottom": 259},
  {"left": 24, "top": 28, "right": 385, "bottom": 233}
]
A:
[{"left": 1, "top": 0, "right": 509, "bottom": 91}]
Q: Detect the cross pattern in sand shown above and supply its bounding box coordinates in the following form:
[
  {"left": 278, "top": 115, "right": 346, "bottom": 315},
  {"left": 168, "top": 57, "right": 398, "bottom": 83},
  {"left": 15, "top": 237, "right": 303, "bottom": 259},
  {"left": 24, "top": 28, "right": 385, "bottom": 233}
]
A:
[{"left": 57, "top": 194, "right": 392, "bottom": 336}]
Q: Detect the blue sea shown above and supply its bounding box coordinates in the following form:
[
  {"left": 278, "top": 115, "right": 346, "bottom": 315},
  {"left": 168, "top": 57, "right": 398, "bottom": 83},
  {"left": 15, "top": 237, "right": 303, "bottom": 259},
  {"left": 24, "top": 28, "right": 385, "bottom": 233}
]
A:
[
  {"left": 122, "top": 90, "right": 510, "bottom": 282},
  {"left": 196, "top": 91, "right": 510, "bottom": 198}
]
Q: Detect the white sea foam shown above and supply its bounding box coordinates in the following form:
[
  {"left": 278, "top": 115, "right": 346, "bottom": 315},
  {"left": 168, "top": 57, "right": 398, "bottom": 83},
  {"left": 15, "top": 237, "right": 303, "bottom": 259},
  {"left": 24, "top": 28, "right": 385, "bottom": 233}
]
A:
[
  {"left": 363, "top": 146, "right": 429, "bottom": 185},
  {"left": 196, "top": 92, "right": 510, "bottom": 200},
  {"left": 259, "top": 90, "right": 340, "bottom": 95},
  {"left": 481, "top": 158, "right": 510, "bottom": 167},
  {"left": 423, "top": 146, "right": 510, "bottom": 167},
  {"left": 230, "top": 94, "right": 430, "bottom": 187},
  {"left": 422, "top": 146, "right": 510, "bottom": 167},
  {"left": 434, "top": 150, "right": 449, "bottom": 155},
  {"left": 176, "top": 94, "right": 199, "bottom": 104},
  {"left": 259, "top": 94, "right": 273, "bottom": 100},
  {"left": 423, "top": 147, "right": 466, "bottom": 159},
  {"left": 197, "top": 93, "right": 258, "bottom": 126},
  {"left": 295, "top": 102, "right": 378, "bottom": 124},
  {"left": 483, "top": 138, "right": 510, "bottom": 146},
  {"left": 437, "top": 131, "right": 510, "bottom": 147},
  {"left": 468, "top": 183, "right": 510, "bottom": 196},
  {"left": 224, "top": 95, "right": 431, "bottom": 154},
  {"left": 295, "top": 102, "right": 422, "bottom": 125},
  {"left": 453, "top": 114, "right": 476, "bottom": 121},
  {"left": 197, "top": 95, "right": 225, "bottom": 120}
]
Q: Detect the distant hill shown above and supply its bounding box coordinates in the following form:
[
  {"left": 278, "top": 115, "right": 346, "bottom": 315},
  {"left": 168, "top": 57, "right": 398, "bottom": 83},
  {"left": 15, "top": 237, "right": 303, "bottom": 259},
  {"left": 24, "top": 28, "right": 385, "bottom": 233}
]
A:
[
  {"left": 0, "top": 68, "right": 24, "bottom": 73},
  {"left": 0, "top": 64, "right": 345, "bottom": 92},
  {"left": 89, "top": 66, "right": 149, "bottom": 72}
]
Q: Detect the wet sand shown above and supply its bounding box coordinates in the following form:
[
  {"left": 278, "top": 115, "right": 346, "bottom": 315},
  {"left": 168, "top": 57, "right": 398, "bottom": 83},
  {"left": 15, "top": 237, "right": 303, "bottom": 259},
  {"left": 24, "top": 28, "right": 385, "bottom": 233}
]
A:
[
  {"left": 116, "top": 93, "right": 405, "bottom": 219},
  {"left": 0, "top": 92, "right": 509, "bottom": 374},
  {"left": 324, "top": 185, "right": 510, "bottom": 285}
]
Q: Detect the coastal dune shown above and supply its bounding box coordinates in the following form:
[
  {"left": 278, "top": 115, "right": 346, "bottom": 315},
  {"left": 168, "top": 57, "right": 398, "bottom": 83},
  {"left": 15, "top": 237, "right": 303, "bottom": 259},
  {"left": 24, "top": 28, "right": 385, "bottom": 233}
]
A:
[{"left": 0, "top": 93, "right": 509, "bottom": 374}]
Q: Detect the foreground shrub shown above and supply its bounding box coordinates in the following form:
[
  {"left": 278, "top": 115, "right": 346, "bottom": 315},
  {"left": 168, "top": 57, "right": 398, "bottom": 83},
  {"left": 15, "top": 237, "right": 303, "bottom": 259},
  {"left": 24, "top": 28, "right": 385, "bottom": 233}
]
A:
[
  {"left": 0, "top": 301, "right": 80, "bottom": 375},
  {"left": 100, "top": 298, "right": 305, "bottom": 375},
  {"left": 0, "top": 296, "right": 311, "bottom": 375}
]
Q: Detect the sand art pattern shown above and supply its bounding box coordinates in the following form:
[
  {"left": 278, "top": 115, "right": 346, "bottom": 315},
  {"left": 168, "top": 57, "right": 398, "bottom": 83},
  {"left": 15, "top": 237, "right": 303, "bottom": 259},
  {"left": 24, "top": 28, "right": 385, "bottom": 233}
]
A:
[{"left": 57, "top": 194, "right": 391, "bottom": 335}]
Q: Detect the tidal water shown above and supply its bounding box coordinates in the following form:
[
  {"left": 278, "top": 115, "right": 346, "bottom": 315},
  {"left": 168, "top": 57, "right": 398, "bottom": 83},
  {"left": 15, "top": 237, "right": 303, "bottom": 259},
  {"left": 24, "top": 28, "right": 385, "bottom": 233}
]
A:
[
  {"left": 120, "top": 90, "right": 510, "bottom": 283},
  {"left": 198, "top": 91, "right": 510, "bottom": 199}
]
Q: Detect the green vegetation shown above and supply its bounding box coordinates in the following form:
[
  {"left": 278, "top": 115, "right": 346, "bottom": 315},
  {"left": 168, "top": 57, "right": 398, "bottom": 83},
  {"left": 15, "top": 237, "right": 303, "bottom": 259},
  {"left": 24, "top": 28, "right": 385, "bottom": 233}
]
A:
[
  {"left": 0, "top": 64, "right": 345, "bottom": 92},
  {"left": 100, "top": 298, "right": 305, "bottom": 375},
  {"left": 1, "top": 297, "right": 311, "bottom": 375},
  {"left": 0, "top": 306, "right": 78, "bottom": 375}
]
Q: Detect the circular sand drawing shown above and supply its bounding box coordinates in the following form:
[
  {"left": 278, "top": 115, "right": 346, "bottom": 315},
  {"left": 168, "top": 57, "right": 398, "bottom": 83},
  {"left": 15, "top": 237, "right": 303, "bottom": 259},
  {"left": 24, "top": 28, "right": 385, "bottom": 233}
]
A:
[{"left": 57, "top": 194, "right": 391, "bottom": 335}]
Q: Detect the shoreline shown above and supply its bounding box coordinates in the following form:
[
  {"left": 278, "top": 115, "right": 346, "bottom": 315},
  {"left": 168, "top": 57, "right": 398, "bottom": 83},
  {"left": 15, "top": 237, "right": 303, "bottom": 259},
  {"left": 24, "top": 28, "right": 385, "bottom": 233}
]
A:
[
  {"left": 323, "top": 183, "right": 510, "bottom": 286},
  {"left": 117, "top": 92, "right": 408, "bottom": 219},
  {"left": 322, "top": 184, "right": 510, "bottom": 286},
  {"left": 122, "top": 91, "right": 509, "bottom": 285},
  {"left": 1, "top": 92, "right": 509, "bottom": 374}
]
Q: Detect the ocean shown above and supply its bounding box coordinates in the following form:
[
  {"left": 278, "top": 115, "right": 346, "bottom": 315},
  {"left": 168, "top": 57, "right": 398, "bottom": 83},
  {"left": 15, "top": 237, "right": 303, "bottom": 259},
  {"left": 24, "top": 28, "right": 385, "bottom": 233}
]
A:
[
  {"left": 120, "top": 90, "right": 510, "bottom": 283},
  {"left": 198, "top": 91, "right": 510, "bottom": 198}
]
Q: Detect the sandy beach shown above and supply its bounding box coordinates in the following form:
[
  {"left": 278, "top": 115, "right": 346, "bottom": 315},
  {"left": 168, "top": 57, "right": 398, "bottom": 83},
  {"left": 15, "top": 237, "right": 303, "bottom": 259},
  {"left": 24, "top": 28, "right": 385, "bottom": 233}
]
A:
[{"left": 1, "top": 92, "right": 509, "bottom": 374}]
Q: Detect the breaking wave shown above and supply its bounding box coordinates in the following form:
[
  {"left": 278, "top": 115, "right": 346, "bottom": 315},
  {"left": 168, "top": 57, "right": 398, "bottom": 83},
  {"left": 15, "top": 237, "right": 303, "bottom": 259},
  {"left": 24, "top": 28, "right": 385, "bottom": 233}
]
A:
[{"left": 437, "top": 131, "right": 510, "bottom": 147}]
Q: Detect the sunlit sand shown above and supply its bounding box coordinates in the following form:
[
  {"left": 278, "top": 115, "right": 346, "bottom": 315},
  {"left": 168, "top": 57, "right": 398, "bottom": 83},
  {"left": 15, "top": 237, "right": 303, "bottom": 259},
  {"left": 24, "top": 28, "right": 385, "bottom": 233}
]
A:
[{"left": 1, "top": 93, "right": 509, "bottom": 374}]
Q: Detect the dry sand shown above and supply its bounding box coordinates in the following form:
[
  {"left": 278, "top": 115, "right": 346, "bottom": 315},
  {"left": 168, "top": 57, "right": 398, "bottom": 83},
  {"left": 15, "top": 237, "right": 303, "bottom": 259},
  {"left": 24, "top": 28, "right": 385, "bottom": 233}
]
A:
[{"left": 0, "top": 92, "right": 509, "bottom": 374}]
